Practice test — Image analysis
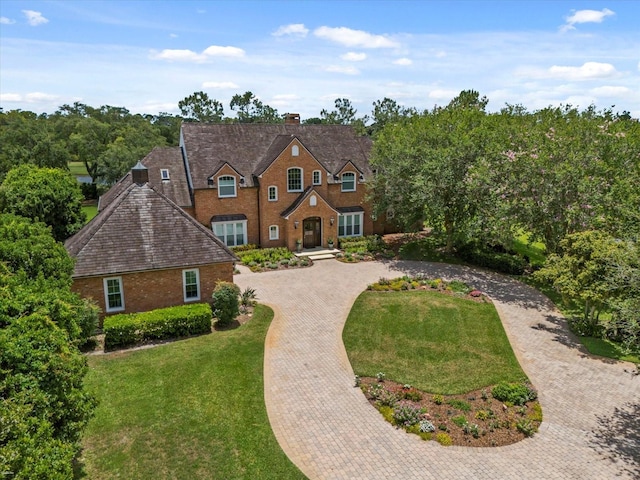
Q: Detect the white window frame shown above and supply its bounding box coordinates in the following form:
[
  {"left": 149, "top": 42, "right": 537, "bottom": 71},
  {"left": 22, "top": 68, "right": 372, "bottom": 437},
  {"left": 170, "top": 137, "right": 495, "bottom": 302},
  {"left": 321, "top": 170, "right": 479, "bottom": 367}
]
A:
[
  {"left": 212, "top": 220, "right": 247, "bottom": 247},
  {"left": 338, "top": 213, "right": 363, "bottom": 238},
  {"left": 103, "top": 277, "right": 125, "bottom": 313},
  {"left": 269, "top": 225, "right": 279, "bottom": 240},
  {"left": 160, "top": 169, "right": 170, "bottom": 180},
  {"left": 312, "top": 170, "right": 322, "bottom": 185},
  {"left": 268, "top": 185, "right": 278, "bottom": 201},
  {"left": 217, "top": 175, "right": 237, "bottom": 198},
  {"left": 292, "top": 145, "right": 299, "bottom": 156},
  {"left": 183, "top": 268, "right": 200, "bottom": 302},
  {"left": 341, "top": 172, "right": 356, "bottom": 192},
  {"left": 287, "top": 167, "right": 303, "bottom": 192}
]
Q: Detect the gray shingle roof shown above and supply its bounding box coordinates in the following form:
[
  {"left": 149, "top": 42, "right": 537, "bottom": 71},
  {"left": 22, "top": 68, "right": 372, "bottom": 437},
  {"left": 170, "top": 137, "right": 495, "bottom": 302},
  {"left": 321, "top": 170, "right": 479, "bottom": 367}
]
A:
[
  {"left": 66, "top": 182, "right": 236, "bottom": 278},
  {"left": 180, "top": 123, "right": 373, "bottom": 189},
  {"left": 98, "top": 147, "right": 191, "bottom": 212}
]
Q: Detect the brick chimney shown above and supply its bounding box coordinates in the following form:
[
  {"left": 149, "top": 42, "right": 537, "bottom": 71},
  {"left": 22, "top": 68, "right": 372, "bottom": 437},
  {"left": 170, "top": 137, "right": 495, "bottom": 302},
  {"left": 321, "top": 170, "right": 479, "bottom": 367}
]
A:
[
  {"left": 284, "top": 113, "right": 300, "bottom": 125},
  {"left": 131, "top": 161, "right": 149, "bottom": 185}
]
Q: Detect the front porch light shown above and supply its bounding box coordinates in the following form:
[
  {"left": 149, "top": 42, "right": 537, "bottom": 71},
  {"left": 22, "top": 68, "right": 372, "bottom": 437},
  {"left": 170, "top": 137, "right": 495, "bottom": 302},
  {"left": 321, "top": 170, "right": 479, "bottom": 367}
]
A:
[
  {"left": 294, "top": 220, "right": 299, "bottom": 229},
  {"left": 330, "top": 216, "right": 334, "bottom": 226}
]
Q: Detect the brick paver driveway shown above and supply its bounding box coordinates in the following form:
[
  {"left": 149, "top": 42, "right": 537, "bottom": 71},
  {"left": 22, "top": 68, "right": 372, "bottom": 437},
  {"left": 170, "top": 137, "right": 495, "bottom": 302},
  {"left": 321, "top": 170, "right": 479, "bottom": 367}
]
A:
[{"left": 235, "top": 260, "right": 639, "bottom": 479}]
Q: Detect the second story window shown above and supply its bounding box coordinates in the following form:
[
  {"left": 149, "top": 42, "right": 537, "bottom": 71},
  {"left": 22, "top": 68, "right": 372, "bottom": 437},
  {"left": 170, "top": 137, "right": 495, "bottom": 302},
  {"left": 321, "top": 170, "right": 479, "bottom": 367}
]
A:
[
  {"left": 288, "top": 168, "right": 302, "bottom": 192},
  {"left": 292, "top": 145, "right": 299, "bottom": 156},
  {"left": 268, "top": 185, "right": 278, "bottom": 201},
  {"left": 218, "top": 175, "right": 236, "bottom": 198},
  {"left": 341, "top": 172, "right": 356, "bottom": 192},
  {"left": 312, "top": 170, "right": 321, "bottom": 185}
]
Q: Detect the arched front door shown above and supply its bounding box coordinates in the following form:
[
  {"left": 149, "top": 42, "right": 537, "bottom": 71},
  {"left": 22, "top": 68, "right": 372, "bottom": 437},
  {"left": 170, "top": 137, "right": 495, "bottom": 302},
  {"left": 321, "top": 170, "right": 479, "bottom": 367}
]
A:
[{"left": 303, "top": 217, "right": 321, "bottom": 248}]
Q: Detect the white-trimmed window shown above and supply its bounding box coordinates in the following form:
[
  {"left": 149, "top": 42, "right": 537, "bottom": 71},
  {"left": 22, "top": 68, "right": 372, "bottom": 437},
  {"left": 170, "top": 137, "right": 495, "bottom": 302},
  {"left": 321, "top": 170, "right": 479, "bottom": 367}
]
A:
[
  {"left": 287, "top": 167, "right": 303, "bottom": 192},
  {"left": 103, "top": 277, "right": 124, "bottom": 313},
  {"left": 213, "top": 221, "right": 247, "bottom": 247},
  {"left": 269, "top": 225, "right": 279, "bottom": 240},
  {"left": 183, "top": 269, "right": 200, "bottom": 302},
  {"left": 341, "top": 172, "right": 356, "bottom": 192},
  {"left": 160, "top": 169, "right": 170, "bottom": 180},
  {"left": 292, "top": 145, "right": 299, "bottom": 156},
  {"left": 268, "top": 185, "right": 278, "bottom": 201},
  {"left": 312, "top": 170, "right": 322, "bottom": 185},
  {"left": 218, "top": 175, "right": 236, "bottom": 198},
  {"left": 338, "top": 213, "right": 363, "bottom": 237}
]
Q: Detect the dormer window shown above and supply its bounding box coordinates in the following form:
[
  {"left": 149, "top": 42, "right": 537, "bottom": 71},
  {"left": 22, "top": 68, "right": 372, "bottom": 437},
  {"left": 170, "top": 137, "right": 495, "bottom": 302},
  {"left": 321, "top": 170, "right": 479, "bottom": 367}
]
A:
[
  {"left": 341, "top": 172, "right": 356, "bottom": 192},
  {"left": 218, "top": 175, "right": 236, "bottom": 198},
  {"left": 292, "top": 145, "right": 299, "bottom": 156},
  {"left": 287, "top": 167, "right": 303, "bottom": 192},
  {"left": 160, "top": 169, "right": 170, "bottom": 181}
]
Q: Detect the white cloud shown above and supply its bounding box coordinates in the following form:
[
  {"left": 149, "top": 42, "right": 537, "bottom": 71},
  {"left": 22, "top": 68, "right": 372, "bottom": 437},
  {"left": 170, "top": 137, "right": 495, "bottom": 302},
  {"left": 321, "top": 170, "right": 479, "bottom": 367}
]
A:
[
  {"left": 151, "top": 49, "right": 202, "bottom": 62},
  {"left": 202, "top": 45, "right": 245, "bottom": 58},
  {"left": 561, "top": 8, "right": 614, "bottom": 32},
  {"left": 590, "top": 85, "right": 630, "bottom": 96},
  {"left": 151, "top": 45, "right": 245, "bottom": 62},
  {"left": 314, "top": 26, "right": 399, "bottom": 48},
  {"left": 273, "top": 23, "right": 309, "bottom": 37},
  {"left": 169, "top": 33, "right": 178, "bottom": 38},
  {"left": 549, "top": 62, "right": 617, "bottom": 80},
  {"left": 202, "top": 81, "right": 239, "bottom": 89},
  {"left": 428, "top": 89, "right": 458, "bottom": 100},
  {"left": 22, "top": 10, "right": 48, "bottom": 26},
  {"left": 1, "top": 16, "right": 16, "bottom": 25},
  {"left": 341, "top": 52, "right": 367, "bottom": 61},
  {"left": 393, "top": 58, "right": 412, "bottom": 66},
  {"left": 324, "top": 65, "right": 360, "bottom": 75},
  {"left": 435, "top": 51, "right": 447, "bottom": 58},
  {"left": 0, "top": 93, "right": 22, "bottom": 102},
  {"left": 25, "top": 92, "right": 59, "bottom": 102}
]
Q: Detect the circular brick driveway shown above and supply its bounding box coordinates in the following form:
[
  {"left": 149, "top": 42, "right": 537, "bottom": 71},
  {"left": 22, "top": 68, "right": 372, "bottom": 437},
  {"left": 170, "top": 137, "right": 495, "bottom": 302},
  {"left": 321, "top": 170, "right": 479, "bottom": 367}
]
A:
[{"left": 235, "top": 260, "right": 639, "bottom": 479}]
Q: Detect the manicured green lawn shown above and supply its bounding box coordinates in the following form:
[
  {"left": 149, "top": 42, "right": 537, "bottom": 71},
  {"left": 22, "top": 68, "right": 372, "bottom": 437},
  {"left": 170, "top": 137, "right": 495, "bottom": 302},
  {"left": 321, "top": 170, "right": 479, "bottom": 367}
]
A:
[
  {"left": 80, "top": 305, "right": 305, "bottom": 480},
  {"left": 82, "top": 205, "right": 98, "bottom": 222},
  {"left": 512, "top": 231, "right": 546, "bottom": 267},
  {"left": 343, "top": 291, "right": 528, "bottom": 394},
  {"left": 581, "top": 336, "right": 640, "bottom": 364},
  {"left": 69, "top": 161, "right": 89, "bottom": 176}
]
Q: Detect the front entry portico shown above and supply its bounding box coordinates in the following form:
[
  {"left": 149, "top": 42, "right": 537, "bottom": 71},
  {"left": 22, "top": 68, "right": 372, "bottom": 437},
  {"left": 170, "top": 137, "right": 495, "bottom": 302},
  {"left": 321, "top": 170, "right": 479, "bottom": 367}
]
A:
[{"left": 303, "top": 217, "right": 321, "bottom": 248}]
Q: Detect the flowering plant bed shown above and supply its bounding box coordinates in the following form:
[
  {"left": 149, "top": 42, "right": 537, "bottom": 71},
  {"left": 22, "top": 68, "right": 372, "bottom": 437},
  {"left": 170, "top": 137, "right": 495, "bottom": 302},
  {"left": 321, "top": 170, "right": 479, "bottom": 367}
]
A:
[
  {"left": 367, "top": 276, "right": 490, "bottom": 303},
  {"left": 358, "top": 376, "right": 541, "bottom": 447}
]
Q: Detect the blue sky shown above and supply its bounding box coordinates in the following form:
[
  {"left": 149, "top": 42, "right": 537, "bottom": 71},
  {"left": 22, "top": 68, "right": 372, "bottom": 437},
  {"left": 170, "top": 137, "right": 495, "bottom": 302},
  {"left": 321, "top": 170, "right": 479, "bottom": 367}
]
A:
[{"left": 1, "top": 1, "right": 639, "bottom": 119}]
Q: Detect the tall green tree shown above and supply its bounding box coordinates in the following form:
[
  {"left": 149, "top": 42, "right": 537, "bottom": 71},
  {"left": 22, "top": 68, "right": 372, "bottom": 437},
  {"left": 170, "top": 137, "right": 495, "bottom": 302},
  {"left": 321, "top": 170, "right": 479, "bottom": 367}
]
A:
[
  {"left": 0, "top": 165, "right": 85, "bottom": 241},
  {"left": 178, "top": 91, "right": 224, "bottom": 123},
  {"left": 370, "top": 91, "right": 491, "bottom": 252},
  {"left": 229, "top": 91, "right": 281, "bottom": 123},
  {"left": 369, "top": 97, "right": 416, "bottom": 136},
  {"left": 0, "top": 110, "right": 69, "bottom": 181}
]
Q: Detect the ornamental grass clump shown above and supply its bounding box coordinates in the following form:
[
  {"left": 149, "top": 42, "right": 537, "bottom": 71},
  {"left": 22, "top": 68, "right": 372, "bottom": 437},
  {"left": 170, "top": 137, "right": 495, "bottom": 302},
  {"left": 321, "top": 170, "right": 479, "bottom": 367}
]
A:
[{"left": 491, "top": 382, "right": 537, "bottom": 406}]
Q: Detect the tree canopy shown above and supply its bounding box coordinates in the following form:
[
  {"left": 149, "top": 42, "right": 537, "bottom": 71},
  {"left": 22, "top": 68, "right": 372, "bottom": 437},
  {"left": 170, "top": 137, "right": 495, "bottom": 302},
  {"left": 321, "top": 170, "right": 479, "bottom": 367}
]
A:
[{"left": 0, "top": 165, "right": 86, "bottom": 242}]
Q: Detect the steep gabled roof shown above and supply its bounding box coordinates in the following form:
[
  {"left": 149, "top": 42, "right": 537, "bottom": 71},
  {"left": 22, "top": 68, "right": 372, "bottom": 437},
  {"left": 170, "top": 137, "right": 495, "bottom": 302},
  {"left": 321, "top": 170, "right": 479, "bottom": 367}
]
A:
[
  {"left": 98, "top": 147, "right": 191, "bottom": 212},
  {"left": 180, "top": 123, "right": 373, "bottom": 189},
  {"left": 280, "top": 186, "right": 340, "bottom": 219},
  {"left": 66, "top": 182, "right": 236, "bottom": 278}
]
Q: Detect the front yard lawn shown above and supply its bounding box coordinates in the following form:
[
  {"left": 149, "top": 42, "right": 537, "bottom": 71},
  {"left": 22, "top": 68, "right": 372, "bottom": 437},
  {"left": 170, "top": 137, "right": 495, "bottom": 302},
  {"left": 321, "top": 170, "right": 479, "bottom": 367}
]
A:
[
  {"left": 80, "top": 305, "right": 305, "bottom": 479},
  {"left": 343, "top": 290, "right": 527, "bottom": 394},
  {"left": 343, "top": 287, "right": 538, "bottom": 447}
]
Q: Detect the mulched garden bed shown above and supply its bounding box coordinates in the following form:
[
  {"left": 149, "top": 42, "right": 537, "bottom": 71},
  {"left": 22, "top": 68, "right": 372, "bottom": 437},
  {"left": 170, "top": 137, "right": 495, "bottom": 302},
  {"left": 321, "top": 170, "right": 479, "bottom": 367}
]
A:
[{"left": 359, "top": 377, "right": 542, "bottom": 447}]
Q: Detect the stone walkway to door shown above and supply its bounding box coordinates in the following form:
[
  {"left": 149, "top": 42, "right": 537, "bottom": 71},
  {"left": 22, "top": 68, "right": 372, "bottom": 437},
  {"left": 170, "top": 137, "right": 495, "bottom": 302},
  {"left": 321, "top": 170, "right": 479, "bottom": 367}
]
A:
[{"left": 234, "top": 260, "right": 639, "bottom": 480}]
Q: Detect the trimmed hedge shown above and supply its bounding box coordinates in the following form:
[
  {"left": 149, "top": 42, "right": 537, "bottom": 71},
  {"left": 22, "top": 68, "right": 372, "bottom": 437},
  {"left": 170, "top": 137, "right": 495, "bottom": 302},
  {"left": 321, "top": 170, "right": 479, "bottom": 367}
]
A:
[{"left": 104, "top": 303, "right": 212, "bottom": 350}]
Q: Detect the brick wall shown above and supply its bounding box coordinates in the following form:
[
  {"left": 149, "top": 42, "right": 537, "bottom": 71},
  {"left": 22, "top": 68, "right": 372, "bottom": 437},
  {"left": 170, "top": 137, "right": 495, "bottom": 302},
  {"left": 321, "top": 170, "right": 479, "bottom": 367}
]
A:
[{"left": 71, "top": 262, "right": 233, "bottom": 325}]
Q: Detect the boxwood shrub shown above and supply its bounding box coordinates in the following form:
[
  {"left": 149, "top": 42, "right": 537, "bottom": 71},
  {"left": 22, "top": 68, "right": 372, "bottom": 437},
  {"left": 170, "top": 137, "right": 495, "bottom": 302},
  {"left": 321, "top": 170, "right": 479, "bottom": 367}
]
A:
[{"left": 104, "top": 303, "right": 212, "bottom": 350}]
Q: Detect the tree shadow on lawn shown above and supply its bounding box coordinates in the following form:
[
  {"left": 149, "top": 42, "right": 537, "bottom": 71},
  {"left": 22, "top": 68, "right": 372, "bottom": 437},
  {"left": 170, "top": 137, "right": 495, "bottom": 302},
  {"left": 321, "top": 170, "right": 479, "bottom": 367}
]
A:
[{"left": 589, "top": 402, "right": 640, "bottom": 479}]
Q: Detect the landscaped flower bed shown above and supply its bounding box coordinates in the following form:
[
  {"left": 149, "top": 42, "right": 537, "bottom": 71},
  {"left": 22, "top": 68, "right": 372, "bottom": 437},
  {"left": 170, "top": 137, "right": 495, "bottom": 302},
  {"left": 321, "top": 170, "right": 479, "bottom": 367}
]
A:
[
  {"left": 336, "top": 235, "right": 394, "bottom": 263},
  {"left": 358, "top": 376, "right": 541, "bottom": 447},
  {"left": 233, "top": 245, "right": 312, "bottom": 272},
  {"left": 366, "top": 276, "right": 490, "bottom": 303}
]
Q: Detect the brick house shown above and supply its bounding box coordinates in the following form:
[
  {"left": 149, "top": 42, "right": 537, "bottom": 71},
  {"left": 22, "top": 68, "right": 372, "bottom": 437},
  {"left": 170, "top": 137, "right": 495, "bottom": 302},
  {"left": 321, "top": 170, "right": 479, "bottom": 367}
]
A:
[
  {"left": 65, "top": 164, "right": 236, "bottom": 320},
  {"left": 104, "top": 114, "right": 392, "bottom": 251}
]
